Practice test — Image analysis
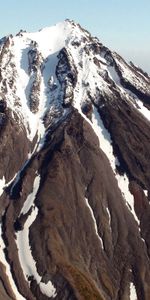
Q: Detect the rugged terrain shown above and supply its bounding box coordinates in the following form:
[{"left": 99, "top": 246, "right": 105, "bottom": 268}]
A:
[{"left": 0, "top": 20, "right": 150, "bottom": 300}]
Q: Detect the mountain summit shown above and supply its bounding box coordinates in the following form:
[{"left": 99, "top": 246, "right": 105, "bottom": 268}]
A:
[{"left": 0, "top": 20, "right": 150, "bottom": 300}]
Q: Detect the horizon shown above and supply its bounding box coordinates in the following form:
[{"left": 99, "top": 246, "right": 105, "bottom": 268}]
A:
[{"left": 0, "top": 0, "right": 150, "bottom": 73}]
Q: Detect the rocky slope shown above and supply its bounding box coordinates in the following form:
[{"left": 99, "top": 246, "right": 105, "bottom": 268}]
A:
[{"left": 0, "top": 19, "right": 150, "bottom": 300}]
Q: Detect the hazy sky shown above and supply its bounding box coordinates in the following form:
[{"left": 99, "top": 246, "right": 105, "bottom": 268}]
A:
[{"left": 1, "top": 0, "right": 150, "bottom": 73}]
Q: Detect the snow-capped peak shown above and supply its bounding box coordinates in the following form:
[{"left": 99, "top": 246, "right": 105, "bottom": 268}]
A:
[
  {"left": 0, "top": 20, "right": 150, "bottom": 150},
  {"left": 0, "top": 20, "right": 150, "bottom": 300}
]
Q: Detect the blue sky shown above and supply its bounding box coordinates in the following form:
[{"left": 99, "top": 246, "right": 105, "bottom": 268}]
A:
[{"left": 1, "top": 0, "right": 150, "bottom": 72}]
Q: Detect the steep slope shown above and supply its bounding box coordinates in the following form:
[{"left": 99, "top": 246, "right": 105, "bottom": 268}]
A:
[{"left": 0, "top": 20, "right": 150, "bottom": 300}]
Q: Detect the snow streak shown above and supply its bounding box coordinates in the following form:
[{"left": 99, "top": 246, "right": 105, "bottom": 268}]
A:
[
  {"left": 0, "top": 176, "right": 5, "bottom": 196},
  {"left": 91, "top": 107, "right": 139, "bottom": 224},
  {"left": 130, "top": 282, "right": 137, "bottom": 300},
  {"left": 85, "top": 197, "right": 104, "bottom": 249},
  {"left": 16, "top": 175, "right": 56, "bottom": 298},
  {"left": 0, "top": 224, "right": 26, "bottom": 300}
]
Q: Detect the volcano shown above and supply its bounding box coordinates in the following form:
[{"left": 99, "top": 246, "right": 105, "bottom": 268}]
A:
[{"left": 0, "top": 20, "right": 150, "bottom": 300}]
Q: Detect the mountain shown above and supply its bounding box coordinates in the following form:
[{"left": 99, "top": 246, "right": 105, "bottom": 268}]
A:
[{"left": 0, "top": 19, "right": 150, "bottom": 300}]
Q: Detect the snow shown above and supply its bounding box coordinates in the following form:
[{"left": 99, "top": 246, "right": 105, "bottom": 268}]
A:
[
  {"left": 12, "top": 38, "right": 45, "bottom": 141},
  {"left": 92, "top": 107, "right": 116, "bottom": 169},
  {"left": 0, "top": 20, "right": 149, "bottom": 153},
  {"left": 123, "top": 89, "right": 150, "bottom": 122},
  {"left": 17, "top": 206, "right": 39, "bottom": 279},
  {"left": 85, "top": 197, "right": 104, "bottom": 249},
  {"left": 130, "top": 283, "right": 137, "bottom": 300},
  {"left": 91, "top": 107, "right": 139, "bottom": 224},
  {"left": 5, "top": 173, "right": 17, "bottom": 188},
  {"left": 108, "top": 63, "right": 150, "bottom": 122},
  {"left": 16, "top": 175, "right": 56, "bottom": 298},
  {"left": 0, "top": 19, "right": 149, "bottom": 299},
  {"left": 40, "top": 281, "right": 56, "bottom": 298},
  {"left": 0, "top": 20, "right": 147, "bottom": 228},
  {"left": 24, "top": 22, "right": 71, "bottom": 58},
  {"left": 136, "top": 99, "right": 150, "bottom": 122},
  {"left": 143, "top": 190, "right": 148, "bottom": 197},
  {"left": 0, "top": 176, "right": 5, "bottom": 196},
  {"left": 116, "top": 174, "right": 139, "bottom": 224},
  {"left": 0, "top": 224, "right": 26, "bottom": 300},
  {"left": 0, "top": 174, "right": 19, "bottom": 198},
  {"left": 2, "top": 21, "right": 73, "bottom": 145},
  {"left": 122, "top": 88, "right": 150, "bottom": 122},
  {"left": 20, "top": 175, "right": 40, "bottom": 215},
  {"left": 106, "top": 207, "right": 111, "bottom": 227},
  {"left": 108, "top": 65, "right": 121, "bottom": 86},
  {"left": 112, "top": 52, "right": 150, "bottom": 95},
  {"left": 9, "top": 21, "right": 84, "bottom": 147},
  {"left": 66, "top": 26, "right": 112, "bottom": 112},
  {"left": 1, "top": 19, "right": 148, "bottom": 156}
]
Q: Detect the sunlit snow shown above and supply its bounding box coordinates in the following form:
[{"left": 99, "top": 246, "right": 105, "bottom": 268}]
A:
[
  {"left": 0, "top": 224, "right": 26, "bottom": 300},
  {"left": 106, "top": 207, "right": 111, "bottom": 228},
  {"left": 85, "top": 198, "right": 104, "bottom": 249},
  {"left": 92, "top": 107, "right": 116, "bottom": 169},
  {"left": 20, "top": 175, "right": 40, "bottom": 215},
  {"left": 143, "top": 190, "right": 148, "bottom": 197},
  {"left": 130, "top": 282, "right": 137, "bottom": 300},
  {"left": 116, "top": 174, "right": 139, "bottom": 224},
  {"left": 16, "top": 175, "right": 56, "bottom": 298},
  {"left": 108, "top": 63, "right": 150, "bottom": 122},
  {"left": 136, "top": 99, "right": 150, "bottom": 121},
  {"left": 0, "top": 176, "right": 5, "bottom": 196},
  {"left": 91, "top": 107, "right": 139, "bottom": 224}
]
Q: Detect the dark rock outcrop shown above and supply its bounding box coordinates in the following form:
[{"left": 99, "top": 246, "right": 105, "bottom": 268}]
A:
[{"left": 56, "top": 48, "right": 77, "bottom": 107}]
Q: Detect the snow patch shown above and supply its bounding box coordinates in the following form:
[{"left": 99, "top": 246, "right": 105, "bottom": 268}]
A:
[
  {"left": 116, "top": 174, "right": 139, "bottom": 224},
  {"left": 91, "top": 107, "right": 139, "bottom": 224},
  {"left": 70, "top": 30, "right": 111, "bottom": 112},
  {"left": 0, "top": 224, "right": 26, "bottom": 300},
  {"left": 130, "top": 282, "right": 137, "bottom": 300},
  {"left": 0, "top": 176, "right": 5, "bottom": 196},
  {"left": 16, "top": 175, "right": 56, "bottom": 298},
  {"left": 23, "top": 21, "right": 72, "bottom": 58},
  {"left": 108, "top": 65, "right": 121, "bottom": 86},
  {"left": 136, "top": 99, "right": 150, "bottom": 122},
  {"left": 10, "top": 21, "right": 76, "bottom": 145},
  {"left": 40, "top": 281, "right": 56, "bottom": 298},
  {"left": 85, "top": 197, "right": 104, "bottom": 249},
  {"left": 106, "top": 207, "right": 111, "bottom": 228},
  {"left": 17, "top": 206, "right": 39, "bottom": 280},
  {"left": 4, "top": 173, "right": 18, "bottom": 188},
  {"left": 143, "top": 190, "right": 148, "bottom": 197},
  {"left": 92, "top": 107, "right": 117, "bottom": 170},
  {"left": 20, "top": 175, "right": 40, "bottom": 215},
  {"left": 108, "top": 63, "right": 150, "bottom": 123},
  {"left": 113, "top": 52, "right": 150, "bottom": 95}
]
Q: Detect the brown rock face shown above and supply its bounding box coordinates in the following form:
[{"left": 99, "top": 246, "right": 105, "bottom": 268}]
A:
[
  {"left": 0, "top": 262, "right": 16, "bottom": 300},
  {"left": 0, "top": 110, "right": 149, "bottom": 300},
  {"left": 0, "top": 109, "right": 30, "bottom": 183},
  {"left": 96, "top": 96, "right": 150, "bottom": 190}
]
